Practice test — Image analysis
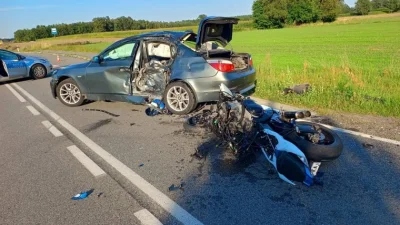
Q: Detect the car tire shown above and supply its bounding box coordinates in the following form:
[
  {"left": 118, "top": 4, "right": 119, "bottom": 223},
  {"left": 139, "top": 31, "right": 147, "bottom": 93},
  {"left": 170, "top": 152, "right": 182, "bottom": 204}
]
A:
[
  {"left": 30, "top": 64, "right": 47, "bottom": 79},
  {"left": 163, "top": 81, "right": 196, "bottom": 115},
  {"left": 56, "top": 78, "right": 85, "bottom": 107}
]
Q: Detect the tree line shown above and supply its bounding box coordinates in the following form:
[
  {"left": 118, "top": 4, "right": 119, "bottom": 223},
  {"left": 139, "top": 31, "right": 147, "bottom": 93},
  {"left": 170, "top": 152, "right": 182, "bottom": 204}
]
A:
[
  {"left": 252, "top": 0, "right": 400, "bottom": 29},
  {"left": 13, "top": 15, "right": 252, "bottom": 42}
]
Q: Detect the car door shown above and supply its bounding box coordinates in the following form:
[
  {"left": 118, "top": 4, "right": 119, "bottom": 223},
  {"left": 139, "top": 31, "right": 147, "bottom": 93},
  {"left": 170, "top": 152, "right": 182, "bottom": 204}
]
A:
[
  {"left": 85, "top": 40, "right": 138, "bottom": 97},
  {"left": 0, "top": 50, "right": 27, "bottom": 78}
]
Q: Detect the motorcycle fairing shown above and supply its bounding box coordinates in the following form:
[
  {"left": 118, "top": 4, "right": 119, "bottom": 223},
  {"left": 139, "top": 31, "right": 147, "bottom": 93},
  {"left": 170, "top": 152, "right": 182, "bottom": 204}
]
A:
[{"left": 262, "top": 125, "right": 314, "bottom": 186}]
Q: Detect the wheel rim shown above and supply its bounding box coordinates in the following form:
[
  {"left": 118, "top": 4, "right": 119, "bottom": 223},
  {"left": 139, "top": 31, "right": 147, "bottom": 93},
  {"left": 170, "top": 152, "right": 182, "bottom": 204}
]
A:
[
  {"left": 166, "top": 86, "right": 189, "bottom": 112},
  {"left": 59, "top": 83, "right": 81, "bottom": 104},
  {"left": 34, "top": 66, "right": 46, "bottom": 78},
  {"left": 298, "top": 123, "right": 334, "bottom": 145}
]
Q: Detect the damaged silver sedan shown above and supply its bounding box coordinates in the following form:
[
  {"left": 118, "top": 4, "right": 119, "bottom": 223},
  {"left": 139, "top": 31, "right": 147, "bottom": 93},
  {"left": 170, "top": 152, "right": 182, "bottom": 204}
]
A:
[{"left": 50, "top": 16, "right": 257, "bottom": 115}]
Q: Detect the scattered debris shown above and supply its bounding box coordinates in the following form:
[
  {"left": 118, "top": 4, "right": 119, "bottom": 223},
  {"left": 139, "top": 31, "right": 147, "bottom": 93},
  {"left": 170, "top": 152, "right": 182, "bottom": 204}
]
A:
[
  {"left": 130, "top": 123, "right": 136, "bottom": 126},
  {"left": 71, "top": 189, "right": 94, "bottom": 200},
  {"left": 97, "top": 192, "right": 103, "bottom": 198},
  {"left": 168, "top": 183, "right": 185, "bottom": 192},
  {"left": 145, "top": 99, "right": 171, "bottom": 117},
  {"left": 362, "top": 143, "right": 374, "bottom": 149},
  {"left": 82, "top": 109, "right": 120, "bottom": 117},
  {"left": 131, "top": 109, "right": 139, "bottom": 112},
  {"left": 282, "top": 83, "right": 311, "bottom": 95},
  {"left": 139, "top": 163, "right": 144, "bottom": 167}
]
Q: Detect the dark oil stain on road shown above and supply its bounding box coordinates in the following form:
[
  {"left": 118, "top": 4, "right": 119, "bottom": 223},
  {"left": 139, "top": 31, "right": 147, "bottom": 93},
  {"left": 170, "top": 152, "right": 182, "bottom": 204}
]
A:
[
  {"left": 212, "top": 154, "right": 257, "bottom": 177},
  {"left": 83, "top": 118, "right": 113, "bottom": 132},
  {"left": 82, "top": 108, "right": 120, "bottom": 117}
]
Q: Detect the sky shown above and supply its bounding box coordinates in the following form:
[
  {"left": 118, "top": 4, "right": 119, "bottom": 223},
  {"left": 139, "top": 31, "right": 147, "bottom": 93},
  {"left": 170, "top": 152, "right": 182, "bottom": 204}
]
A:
[{"left": 0, "top": 0, "right": 357, "bottom": 38}]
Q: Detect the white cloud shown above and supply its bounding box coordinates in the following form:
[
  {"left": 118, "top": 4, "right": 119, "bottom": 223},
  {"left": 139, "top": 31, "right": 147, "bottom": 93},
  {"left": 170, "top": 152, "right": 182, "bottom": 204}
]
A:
[{"left": 0, "top": 5, "right": 56, "bottom": 12}]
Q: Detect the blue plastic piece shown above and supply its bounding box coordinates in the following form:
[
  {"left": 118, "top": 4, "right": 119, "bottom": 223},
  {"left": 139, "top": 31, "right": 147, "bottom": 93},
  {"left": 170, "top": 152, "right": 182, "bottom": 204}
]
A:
[
  {"left": 71, "top": 189, "right": 94, "bottom": 200},
  {"left": 303, "top": 166, "right": 314, "bottom": 187},
  {"left": 145, "top": 108, "right": 160, "bottom": 117}
]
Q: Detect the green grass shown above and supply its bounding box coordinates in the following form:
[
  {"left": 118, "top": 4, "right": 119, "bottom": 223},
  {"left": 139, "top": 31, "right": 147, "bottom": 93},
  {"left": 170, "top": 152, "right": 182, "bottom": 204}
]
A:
[
  {"left": 230, "top": 15, "right": 400, "bottom": 117},
  {"left": 21, "top": 14, "right": 400, "bottom": 117},
  {"left": 49, "top": 42, "right": 111, "bottom": 53}
]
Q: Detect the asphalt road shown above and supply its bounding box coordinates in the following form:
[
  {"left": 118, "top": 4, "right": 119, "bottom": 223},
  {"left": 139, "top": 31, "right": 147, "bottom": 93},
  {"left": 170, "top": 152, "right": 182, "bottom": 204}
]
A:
[{"left": 0, "top": 52, "right": 399, "bottom": 225}]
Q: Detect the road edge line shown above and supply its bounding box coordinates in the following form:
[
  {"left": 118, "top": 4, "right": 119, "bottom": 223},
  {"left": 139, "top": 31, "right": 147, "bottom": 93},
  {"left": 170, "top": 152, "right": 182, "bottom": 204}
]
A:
[
  {"left": 11, "top": 83, "right": 204, "bottom": 225},
  {"left": 297, "top": 119, "right": 400, "bottom": 146},
  {"left": 5, "top": 84, "right": 26, "bottom": 102}
]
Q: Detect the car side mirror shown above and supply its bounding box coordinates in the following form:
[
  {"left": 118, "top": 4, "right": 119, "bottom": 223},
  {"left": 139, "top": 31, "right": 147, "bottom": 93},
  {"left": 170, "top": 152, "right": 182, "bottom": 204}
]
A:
[{"left": 92, "top": 56, "right": 101, "bottom": 63}]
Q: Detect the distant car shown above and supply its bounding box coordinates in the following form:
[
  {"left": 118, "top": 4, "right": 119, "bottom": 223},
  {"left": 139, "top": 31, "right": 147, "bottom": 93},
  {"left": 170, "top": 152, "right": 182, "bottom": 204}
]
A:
[
  {"left": 0, "top": 49, "right": 53, "bottom": 81},
  {"left": 50, "top": 16, "right": 256, "bottom": 115}
]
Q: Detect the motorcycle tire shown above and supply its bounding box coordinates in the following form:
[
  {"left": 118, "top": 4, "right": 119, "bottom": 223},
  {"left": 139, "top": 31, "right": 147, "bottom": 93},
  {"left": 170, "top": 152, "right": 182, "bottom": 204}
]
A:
[{"left": 283, "top": 121, "right": 343, "bottom": 162}]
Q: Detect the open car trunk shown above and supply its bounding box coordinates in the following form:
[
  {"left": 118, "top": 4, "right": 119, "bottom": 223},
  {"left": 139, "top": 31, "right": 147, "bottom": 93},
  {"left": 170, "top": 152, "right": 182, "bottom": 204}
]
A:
[
  {"left": 184, "top": 16, "right": 252, "bottom": 72},
  {"left": 201, "top": 49, "right": 252, "bottom": 72}
]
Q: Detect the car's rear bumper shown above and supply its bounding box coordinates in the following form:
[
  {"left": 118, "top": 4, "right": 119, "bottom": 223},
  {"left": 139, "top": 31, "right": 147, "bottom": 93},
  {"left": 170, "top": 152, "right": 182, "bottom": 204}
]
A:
[{"left": 187, "top": 67, "right": 257, "bottom": 103}]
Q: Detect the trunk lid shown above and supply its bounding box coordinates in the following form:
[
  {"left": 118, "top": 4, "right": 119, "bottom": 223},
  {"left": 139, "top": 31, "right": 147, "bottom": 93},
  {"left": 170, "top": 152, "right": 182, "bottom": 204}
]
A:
[{"left": 196, "top": 16, "right": 239, "bottom": 50}]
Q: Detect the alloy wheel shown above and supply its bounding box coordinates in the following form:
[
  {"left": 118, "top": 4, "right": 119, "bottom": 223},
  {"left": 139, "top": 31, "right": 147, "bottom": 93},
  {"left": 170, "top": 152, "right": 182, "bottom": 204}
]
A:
[
  {"left": 59, "top": 83, "right": 81, "bottom": 105},
  {"left": 166, "top": 86, "right": 189, "bottom": 112}
]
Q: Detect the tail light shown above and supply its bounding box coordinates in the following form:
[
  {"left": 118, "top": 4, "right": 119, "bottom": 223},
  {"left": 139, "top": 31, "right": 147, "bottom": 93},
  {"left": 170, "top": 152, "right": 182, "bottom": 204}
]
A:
[
  {"left": 249, "top": 57, "right": 253, "bottom": 67},
  {"left": 207, "top": 60, "right": 235, "bottom": 72}
]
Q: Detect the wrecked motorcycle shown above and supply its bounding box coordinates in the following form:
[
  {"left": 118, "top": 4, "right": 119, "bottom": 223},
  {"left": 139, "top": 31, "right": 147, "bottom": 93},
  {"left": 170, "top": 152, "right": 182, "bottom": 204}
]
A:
[{"left": 184, "top": 84, "right": 343, "bottom": 186}]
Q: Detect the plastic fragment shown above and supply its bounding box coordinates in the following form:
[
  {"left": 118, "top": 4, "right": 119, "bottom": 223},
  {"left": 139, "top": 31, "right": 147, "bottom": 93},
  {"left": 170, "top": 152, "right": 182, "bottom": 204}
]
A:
[
  {"left": 139, "top": 163, "right": 144, "bottom": 167},
  {"left": 71, "top": 189, "right": 94, "bottom": 200},
  {"left": 168, "top": 183, "right": 185, "bottom": 192},
  {"left": 362, "top": 143, "right": 374, "bottom": 149}
]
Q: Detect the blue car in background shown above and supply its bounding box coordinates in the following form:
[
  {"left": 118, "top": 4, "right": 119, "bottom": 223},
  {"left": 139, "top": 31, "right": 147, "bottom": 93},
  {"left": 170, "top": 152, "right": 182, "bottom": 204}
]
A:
[{"left": 0, "top": 49, "right": 53, "bottom": 82}]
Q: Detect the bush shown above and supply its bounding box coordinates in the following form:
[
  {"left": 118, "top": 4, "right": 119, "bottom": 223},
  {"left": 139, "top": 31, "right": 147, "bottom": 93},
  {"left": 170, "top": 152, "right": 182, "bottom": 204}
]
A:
[
  {"left": 253, "top": 0, "right": 288, "bottom": 29},
  {"left": 320, "top": 0, "right": 340, "bottom": 22},
  {"left": 287, "top": 0, "right": 320, "bottom": 25},
  {"left": 355, "top": 0, "right": 372, "bottom": 15},
  {"left": 373, "top": 7, "right": 392, "bottom": 13}
]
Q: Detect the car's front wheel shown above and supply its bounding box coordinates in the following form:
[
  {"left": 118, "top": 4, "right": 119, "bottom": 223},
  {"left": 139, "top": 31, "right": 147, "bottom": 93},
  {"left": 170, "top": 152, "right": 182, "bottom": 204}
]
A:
[
  {"left": 56, "top": 78, "right": 85, "bottom": 107},
  {"left": 164, "top": 81, "right": 196, "bottom": 115},
  {"left": 30, "top": 64, "right": 47, "bottom": 79}
]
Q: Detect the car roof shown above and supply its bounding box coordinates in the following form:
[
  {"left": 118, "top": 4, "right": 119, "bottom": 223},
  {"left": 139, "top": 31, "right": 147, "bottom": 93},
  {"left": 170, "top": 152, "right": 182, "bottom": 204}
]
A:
[
  {"left": 100, "top": 30, "right": 195, "bottom": 54},
  {"left": 121, "top": 30, "right": 194, "bottom": 43}
]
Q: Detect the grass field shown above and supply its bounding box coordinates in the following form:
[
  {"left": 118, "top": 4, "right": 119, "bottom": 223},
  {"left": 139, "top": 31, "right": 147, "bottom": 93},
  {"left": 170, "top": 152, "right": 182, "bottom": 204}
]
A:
[{"left": 7, "top": 14, "right": 400, "bottom": 117}]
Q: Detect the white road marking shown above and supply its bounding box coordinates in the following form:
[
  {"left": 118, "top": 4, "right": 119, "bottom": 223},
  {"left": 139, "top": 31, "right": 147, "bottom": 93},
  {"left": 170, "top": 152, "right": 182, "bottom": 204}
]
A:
[
  {"left": 67, "top": 145, "right": 106, "bottom": 177},
  {"left": 26, "top": 105, "right": 40, "bottom": 116},
  {"left": 297, "top": 119, "right": 400, "bottom": 146},
  {"left": 41, "top": 120, "right": 63, "bottom": 137},
  {"left": 5, "top": 84, "right": 26, "bottom": 102},
  {"left": 134, "top": 209, "right": 163, "bottom": 225},
  {"left": 11, "top": 83, "right": 204, "bottom": 225}
]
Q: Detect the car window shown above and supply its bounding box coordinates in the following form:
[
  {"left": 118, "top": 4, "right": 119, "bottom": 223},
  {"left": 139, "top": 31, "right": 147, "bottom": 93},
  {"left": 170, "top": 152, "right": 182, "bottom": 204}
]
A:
[
  {"left": 0, "top": 50, "right": 19, "bottom": 60},
  {"left": 102, "top": 42, "right": 136, "bottom": 61}
]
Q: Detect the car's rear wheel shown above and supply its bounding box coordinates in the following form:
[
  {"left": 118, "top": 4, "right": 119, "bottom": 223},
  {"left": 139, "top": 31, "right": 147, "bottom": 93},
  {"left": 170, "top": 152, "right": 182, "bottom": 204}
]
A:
[
  {"left": 164, "top": 81, "right": 196, "bottom": 115},
  {"left": 56, "top": 78, "right": 85, "bottom": 107},
  {"left": 30, "top": 64, "right": 47, "bottom": 79}
]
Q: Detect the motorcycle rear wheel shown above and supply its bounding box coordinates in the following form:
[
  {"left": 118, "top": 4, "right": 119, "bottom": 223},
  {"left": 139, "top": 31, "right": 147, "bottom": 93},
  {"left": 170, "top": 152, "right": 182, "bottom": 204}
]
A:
[{"left": 284, "top": 121, "right": 343, "bottom": 162}]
